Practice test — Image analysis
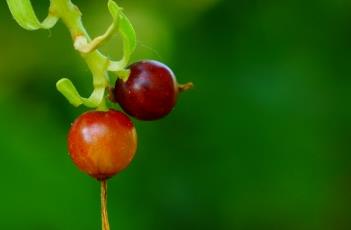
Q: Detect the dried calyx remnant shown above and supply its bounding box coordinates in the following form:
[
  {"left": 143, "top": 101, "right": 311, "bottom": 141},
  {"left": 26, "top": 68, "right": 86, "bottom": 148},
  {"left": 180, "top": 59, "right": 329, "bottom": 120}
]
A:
[{"left": 6, "top": 1, "right": 193, "bottom": 230}]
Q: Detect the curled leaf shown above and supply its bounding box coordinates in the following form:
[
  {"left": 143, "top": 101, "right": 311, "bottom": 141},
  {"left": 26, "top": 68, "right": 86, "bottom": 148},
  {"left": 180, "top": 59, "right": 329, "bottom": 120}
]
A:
[
  {"left": 108, "top": 0, "right": 121, "bottom": 20},
  {"left": 108, "top": 5, "right": 136, "bottom": 72},
  {"left": 56, "top": 78, "right": 83, "bottom": 107},
  {"left": 56, "top": 78, "right": 105, "bottom": 108},
  {"left": 6, "top": 0, "right": 58, "bottom": 30},
  {"left": 119, "top": 12, "right": 137, "bottom": 65},
  {"left": 74, "top": 0, "right": 122, "bottom": 54}
]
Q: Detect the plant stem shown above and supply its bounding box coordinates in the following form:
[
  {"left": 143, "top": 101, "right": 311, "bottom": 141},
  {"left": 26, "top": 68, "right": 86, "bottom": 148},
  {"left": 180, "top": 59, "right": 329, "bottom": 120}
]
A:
[
  {"left": 51, "top": 0, "right": 110, "bottom": 106},
  {"left": 101, "top": 180, "right": 110, "bottom": 230},
  {"left": 50, "top": 2, "right": 112, "bottom": 228}
]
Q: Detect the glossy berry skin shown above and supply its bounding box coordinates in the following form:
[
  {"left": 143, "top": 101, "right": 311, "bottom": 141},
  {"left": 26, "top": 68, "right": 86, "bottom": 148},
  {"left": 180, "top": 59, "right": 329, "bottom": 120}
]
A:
[
  {"left": 68, "top": 109, "right": 137, "bottom": 180},
  {"left": 114, "top": 60, "right": 178, "bottom": 120}
]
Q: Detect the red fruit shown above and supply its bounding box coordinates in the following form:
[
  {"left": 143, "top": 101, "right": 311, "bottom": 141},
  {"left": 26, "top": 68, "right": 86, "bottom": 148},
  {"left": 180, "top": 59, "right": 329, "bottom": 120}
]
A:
[
  {"left": 68, "top": 109, "right": 137, "bottom": 180},
  {"left": 114, "top": 60, "right": 179, "bottom": 120}
]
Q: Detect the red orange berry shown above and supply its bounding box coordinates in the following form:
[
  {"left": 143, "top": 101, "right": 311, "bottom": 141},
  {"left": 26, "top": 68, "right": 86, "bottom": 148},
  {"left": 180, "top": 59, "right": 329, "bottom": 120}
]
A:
[{"left": 68, "top": 109, "right": 137, "bottom": 180}]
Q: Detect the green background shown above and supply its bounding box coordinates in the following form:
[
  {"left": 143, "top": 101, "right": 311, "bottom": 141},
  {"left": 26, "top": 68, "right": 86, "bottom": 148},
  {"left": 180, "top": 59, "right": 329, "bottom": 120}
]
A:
[{"left": 1, "top": 0, "right": 351, "bottom": 229}]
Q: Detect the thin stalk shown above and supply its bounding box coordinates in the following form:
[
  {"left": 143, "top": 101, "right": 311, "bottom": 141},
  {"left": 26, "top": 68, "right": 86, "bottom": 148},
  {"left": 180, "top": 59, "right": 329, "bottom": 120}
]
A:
[
  {"left": 178, "top": 82, "right": 194, "bottom": 92},
  {"left": 101, "top": 180, "right": 110, "bottom": 230}
]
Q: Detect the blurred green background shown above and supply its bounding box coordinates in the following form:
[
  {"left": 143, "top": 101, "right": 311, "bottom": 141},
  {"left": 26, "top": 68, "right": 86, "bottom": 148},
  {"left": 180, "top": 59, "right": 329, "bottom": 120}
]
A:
[{"left": 1, "top": 0, "right": 351, "bottom": 229}]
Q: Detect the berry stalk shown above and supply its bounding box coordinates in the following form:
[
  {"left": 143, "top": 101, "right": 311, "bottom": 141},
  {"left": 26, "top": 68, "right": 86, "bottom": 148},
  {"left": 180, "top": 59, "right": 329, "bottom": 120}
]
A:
[{"left": 101, "top": 180, "right": 110, "bottom": 230}]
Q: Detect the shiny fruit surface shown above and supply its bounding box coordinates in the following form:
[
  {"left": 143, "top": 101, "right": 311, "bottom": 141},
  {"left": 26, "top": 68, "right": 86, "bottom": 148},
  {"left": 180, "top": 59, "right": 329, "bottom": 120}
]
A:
[
  {"left": 68, "top": 109, "right": 137, "bottom": 180},
  {"left": 114, "top": 60, "right": 178, "bottom": 120}
]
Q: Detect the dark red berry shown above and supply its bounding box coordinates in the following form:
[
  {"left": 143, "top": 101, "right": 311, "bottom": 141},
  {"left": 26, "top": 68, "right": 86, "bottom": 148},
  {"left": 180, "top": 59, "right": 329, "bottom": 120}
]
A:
[
  {"left": 68, "top": 109, "right": 137, "bottom": 180},
  {"left": 114, "top": 60, "right": 179, "bottom": 120}
]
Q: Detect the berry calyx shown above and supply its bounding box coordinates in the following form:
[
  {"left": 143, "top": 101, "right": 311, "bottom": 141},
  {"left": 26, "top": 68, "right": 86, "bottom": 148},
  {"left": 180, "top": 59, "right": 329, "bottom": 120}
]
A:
[
  {"left": 113, "top": 60, "right": 192, "bottom": 121},
  {"left": 68, "top": 109, "right": 137, "bottom": 180}
]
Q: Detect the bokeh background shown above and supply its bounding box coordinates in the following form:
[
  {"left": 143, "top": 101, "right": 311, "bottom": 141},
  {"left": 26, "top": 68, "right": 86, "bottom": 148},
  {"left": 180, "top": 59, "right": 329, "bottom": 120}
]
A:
[{"left": 1, "top": 0, "right": 351, "bottom": 229}]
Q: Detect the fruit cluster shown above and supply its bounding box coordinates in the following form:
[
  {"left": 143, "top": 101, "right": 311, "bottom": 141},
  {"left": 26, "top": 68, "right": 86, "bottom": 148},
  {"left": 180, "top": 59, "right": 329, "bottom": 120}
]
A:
[
  {"left": 69, "top": 60, "right": 192, "bottom": 180},
  {"left": 6, "top": 1, "right": 192, "bottom": 229}
]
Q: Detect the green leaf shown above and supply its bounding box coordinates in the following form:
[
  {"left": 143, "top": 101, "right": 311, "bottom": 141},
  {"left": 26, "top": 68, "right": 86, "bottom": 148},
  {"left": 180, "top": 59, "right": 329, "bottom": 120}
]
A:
[
  {"left": 56, "top": 78, "right": 106, "bottom": 108},
  {"left": 56, "top": 78, "right": 83, "bottom": 107},
  {"left": 6, "top": 0, "right": 58, "bottom": 30},
  {"left": 107, "top": 2, "right": 136, "bottom": 73},
  {"left": 107, "top": 0, "right": 136, "bottom": 65},
  {"left": 108, "top": 0, "right": 121, "bottom": 20},
  {"left": 119, "top": 12, "right": 137, "bottom": 65}
]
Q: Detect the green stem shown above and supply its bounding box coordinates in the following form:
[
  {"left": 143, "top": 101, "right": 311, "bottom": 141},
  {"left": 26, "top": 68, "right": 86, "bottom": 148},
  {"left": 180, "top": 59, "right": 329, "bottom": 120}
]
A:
[
  {"left": 97, "top": 98, "right": 108, "bottom": 112},
  {"left": 6, "top": 0, "right": 136, "bottom": 108},
  {"left": 51, "top": 0, "right": 110, "bottom": 108}
]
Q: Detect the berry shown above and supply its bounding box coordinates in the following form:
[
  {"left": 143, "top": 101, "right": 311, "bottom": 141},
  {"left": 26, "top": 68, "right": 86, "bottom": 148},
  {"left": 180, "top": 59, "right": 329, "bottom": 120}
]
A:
[
  {"left": 114, "top": 60, "right": 179, "bottom": 120},
  {"left": 68, "top": 109, "right": 137, "bottom": 180}
]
